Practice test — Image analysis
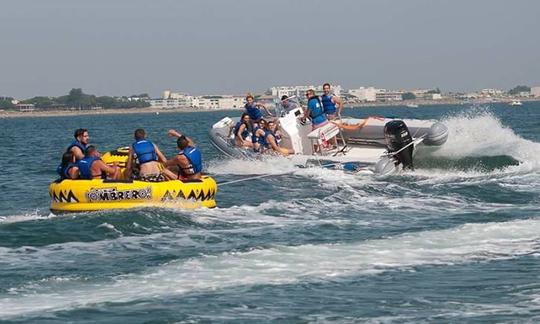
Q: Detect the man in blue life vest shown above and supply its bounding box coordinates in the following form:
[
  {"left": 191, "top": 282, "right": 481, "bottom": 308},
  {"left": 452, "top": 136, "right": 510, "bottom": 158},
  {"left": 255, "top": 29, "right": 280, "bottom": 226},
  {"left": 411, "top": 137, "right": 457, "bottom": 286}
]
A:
[
  {"left": 304, "top": 89, "right": 339, "bottom": 152},
  {"left": 126, "top": 128, "right": 174, "bottom": 182},
  {"left": 304, "top": 89, "right": 329, "bottom": 130},
  {"left": 321, "top": 83, "right": 343, "bottom": 120},
  {"left": 56, "top": 151, "right": 79, "bottom": 180},
  {"left": 244, "top": 94, "right": 272, "bottom": 123},
  {"left": 165, "top": 129, "right": 203, "bottom": 181},
  {"left": 66, "top": 128, "right": 90, "bottom": 160},
  {"left": 252, "top": 119, "right": 294, "bottom": 156},
  {"left": 77, "top": 145, "right": 121, "bottom": 180}
]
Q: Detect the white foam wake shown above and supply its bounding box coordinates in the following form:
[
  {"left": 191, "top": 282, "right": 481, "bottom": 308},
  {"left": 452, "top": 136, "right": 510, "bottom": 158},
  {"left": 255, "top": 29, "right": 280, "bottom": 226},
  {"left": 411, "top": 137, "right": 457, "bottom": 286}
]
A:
[
  {"left": 435, "top": 110, "right": 540, "bottom": 165},
  {"left": 207, "top": 157, "right": 298, "bottom": 175},
  {"left": 0, "top": 211, "right": 56, "bottom": 224},
  {"left": 2, "top": 218, "right": 540, "bottom": 318}
]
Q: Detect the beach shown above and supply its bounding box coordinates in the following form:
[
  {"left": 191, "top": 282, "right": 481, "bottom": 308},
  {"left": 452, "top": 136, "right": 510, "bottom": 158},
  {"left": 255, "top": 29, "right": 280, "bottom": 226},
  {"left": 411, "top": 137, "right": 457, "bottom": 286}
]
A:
[{"left": 0, "top": 106, "right": 235, "bottom": 119}]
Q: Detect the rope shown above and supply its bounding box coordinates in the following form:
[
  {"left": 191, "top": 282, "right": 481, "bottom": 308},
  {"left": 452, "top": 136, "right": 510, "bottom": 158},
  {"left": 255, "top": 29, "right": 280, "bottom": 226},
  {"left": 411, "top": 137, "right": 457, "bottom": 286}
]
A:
[
  {"left": 384, "top": 135, "right": 426, "bottom": 157},
  {"left": 217, "top": 171, "right": 292, "bottom": 186},
  {"left": 217, "top": 161, "right": 344, "bottom": 187}
]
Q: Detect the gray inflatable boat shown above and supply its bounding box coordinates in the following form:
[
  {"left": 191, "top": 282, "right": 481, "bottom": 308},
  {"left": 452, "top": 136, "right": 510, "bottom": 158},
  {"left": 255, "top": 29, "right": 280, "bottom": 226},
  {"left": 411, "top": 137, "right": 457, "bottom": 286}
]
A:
[{"left": 209, "top": 106, "right": 448, "bottom": 174}]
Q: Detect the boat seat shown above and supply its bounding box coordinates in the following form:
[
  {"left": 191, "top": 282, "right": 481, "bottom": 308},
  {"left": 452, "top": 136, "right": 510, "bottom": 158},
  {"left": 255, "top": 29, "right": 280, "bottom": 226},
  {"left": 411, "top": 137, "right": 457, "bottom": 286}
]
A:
[{"left": 307, "top": 123, "right": 340, "bottom": 144}]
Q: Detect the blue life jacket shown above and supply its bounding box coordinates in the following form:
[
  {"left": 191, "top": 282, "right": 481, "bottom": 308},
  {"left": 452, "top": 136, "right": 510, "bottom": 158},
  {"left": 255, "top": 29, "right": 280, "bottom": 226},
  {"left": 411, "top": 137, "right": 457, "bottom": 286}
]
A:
[
  {"left": 66, "top": 140, "right": 87, "bottom": 158},
  {"left": 253, "top": 129, "right": 276, "bottom": 152},
  {"left": 308, "top": 97, "right": 327, "bottom": 126},
  {"left": 77, "top": 156, "right": 100, "bottom": 179},
  {"left": 178, "top": 146, "right": 203, "bottom": 177},
  {"left": 245, "top": 103, "right": 263, "bottom": 120},
  {"left": 321, "top": 94, "right": 337, "bottom": 114},
  {"left": 251, "top": 125, "right": 262, "bottom": 144},
  {"left": 264, "top": 130, "right": 277, "bottom": 148},
  {"left": 57, "top": 163, "right": 77, "bottom": 179},
  {"left": 235, "top": 121, "right": 251, "bottom": 140},
  {"left": 132, "top": 139, "right": 157, "bottom": 164}
]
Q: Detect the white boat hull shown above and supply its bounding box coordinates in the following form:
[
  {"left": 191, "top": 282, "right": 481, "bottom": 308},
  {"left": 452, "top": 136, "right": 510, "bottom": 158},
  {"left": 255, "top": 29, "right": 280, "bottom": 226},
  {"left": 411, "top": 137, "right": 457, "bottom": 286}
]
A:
[{"left": 209, "top": 108, "right": 448, "bottom": 174}]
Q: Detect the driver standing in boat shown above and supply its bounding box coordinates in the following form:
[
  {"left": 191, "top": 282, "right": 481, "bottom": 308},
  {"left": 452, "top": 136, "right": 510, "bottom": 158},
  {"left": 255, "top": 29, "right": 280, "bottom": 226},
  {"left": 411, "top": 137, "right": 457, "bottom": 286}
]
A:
[
  {"left": 321, "top": 83, "right": 343, "bottom": 120},
  {"left": 126, "top": 128, "right": 174, "bottom": 182},
  {"left": 165, "top": 129, "right": 203, "bottom": 181},
  {"left": 66, "top": 128, "right": 90, "bottom": 161},
  {"left": 280, "top": 95, "right": 299, "bottom": 116}
]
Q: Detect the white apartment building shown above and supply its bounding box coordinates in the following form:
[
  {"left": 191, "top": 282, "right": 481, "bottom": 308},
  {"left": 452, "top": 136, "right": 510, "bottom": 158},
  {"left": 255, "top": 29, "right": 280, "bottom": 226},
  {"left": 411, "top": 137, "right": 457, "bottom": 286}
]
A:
[
  {"left": 270, "top": 85, "right": 342, "bottom": 99},
  {"left": 161, "top": 90, "right": 193, "bottom": 101},
  {"left": 149, "top": 98, "right": 191, "bottom": 109},
  {"left": 375, "top": 89, "right": 403, "bottom": 101},
  {"left": 410, "top": 89, "right": 443, "bottom": 100},
  {"left": 192, "top": 96, "right": 245, "bottom": 109},
  {"left": 480, "top": 88, "right": 504, "bottom": 96},
  {"left": 347, "top": 87, "right": 377, "bottom": 102},
  {"left": 531, "top": 86, "right": 540, "bottom": 97}
]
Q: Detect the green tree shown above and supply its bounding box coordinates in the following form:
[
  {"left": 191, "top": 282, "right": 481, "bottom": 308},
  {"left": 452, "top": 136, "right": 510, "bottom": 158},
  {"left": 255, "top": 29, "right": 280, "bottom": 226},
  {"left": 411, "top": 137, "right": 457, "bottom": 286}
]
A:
[
  {"left": 0, "top": 97, "right": 15, "bottom": 109},
  {"left": 66, "top": 88, "right": 83, "bottom": 106},
  {"left": 130, "top": 93, "right": 149, "bottom": 98},
  {"left": 402, "top": 92, "right": 416, "bottom": 100},
  {"left": 508, "top": 85, "right": 530, "bottom": 95},
  {"left": 22, "top": 96, "right": 56, "bottom": 108}
]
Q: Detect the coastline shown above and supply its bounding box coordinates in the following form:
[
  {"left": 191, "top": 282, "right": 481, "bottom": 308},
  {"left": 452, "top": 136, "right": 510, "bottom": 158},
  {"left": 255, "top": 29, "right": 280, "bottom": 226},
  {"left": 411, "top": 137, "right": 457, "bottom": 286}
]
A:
[
  {"left": 1, "top": 98, "right": 538, "bottom": 119},
  {"left": 0, "top": 106, "right": 238, "bottom": 119}
]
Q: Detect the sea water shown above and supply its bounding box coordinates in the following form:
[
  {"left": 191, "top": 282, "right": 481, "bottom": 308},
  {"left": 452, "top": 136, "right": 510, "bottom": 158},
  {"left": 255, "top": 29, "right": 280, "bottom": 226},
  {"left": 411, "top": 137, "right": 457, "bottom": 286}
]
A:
[{"left": 0, "top": 102, "right": 539, "bottom": 322}]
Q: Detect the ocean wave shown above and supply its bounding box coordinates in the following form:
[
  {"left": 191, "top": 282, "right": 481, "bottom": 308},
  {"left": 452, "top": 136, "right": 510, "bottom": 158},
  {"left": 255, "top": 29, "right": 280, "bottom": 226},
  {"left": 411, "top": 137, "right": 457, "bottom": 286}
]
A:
[
  {"left": 0, "top": 211, "right": 56, "bottom": 224},
  {"left": 434, "top": 109, "right": 540, "bottom": 165},
  {"left": 1, "top": 218, "right": 539, "bottom": 318}
]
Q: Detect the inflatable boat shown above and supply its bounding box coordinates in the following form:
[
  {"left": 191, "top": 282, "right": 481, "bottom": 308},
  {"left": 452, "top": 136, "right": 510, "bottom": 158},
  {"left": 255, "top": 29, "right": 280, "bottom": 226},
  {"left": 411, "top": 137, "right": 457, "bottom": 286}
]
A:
[
  {"left": 49, "top": 147, "right": 217, "bottom": 212},
  {"left": 209, "top": 101, "right": 448, "bottom": 175}
]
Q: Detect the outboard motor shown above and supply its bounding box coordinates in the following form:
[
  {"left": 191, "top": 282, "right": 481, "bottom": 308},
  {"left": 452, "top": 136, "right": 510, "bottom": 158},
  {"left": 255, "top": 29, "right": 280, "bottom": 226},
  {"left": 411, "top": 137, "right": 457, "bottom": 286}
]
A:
[{"left": 384, "top": 120, "right": 414, "bottom": 170}]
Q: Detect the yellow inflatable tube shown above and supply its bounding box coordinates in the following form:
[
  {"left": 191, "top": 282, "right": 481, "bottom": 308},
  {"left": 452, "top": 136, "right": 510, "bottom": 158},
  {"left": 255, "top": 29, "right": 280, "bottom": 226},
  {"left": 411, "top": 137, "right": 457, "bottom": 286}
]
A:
[
  {"left": 49, "top": 177, "right": 217, "bottom": 212},
  {"left": 49, "top": 147, "right": 217, "bottom": 212}
]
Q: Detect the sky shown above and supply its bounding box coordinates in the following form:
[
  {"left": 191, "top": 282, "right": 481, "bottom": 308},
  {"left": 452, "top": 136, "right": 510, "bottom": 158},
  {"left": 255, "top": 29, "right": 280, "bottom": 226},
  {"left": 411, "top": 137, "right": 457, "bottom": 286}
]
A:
[{"left": 1, "top": 0, "right": 539, "bottom": 98}]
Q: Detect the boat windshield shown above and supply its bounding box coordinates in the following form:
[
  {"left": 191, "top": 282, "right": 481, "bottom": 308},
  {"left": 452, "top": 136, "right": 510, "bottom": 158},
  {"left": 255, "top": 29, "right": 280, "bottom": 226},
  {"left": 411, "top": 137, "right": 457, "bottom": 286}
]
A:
[{"left": 275, "top": 95, "right": 302, "bottom": 117}]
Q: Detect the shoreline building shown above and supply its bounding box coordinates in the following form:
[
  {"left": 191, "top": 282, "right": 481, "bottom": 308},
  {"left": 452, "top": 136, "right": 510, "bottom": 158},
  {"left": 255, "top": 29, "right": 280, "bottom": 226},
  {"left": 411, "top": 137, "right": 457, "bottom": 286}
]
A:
[
  {"left": 347, "top": 87, "right": 377, "bottom": 102},
  {"left": 150, "top": 90, "right": 245, "bottom": 110},
  {"left": 410, "top": 89, "right": 443, "bottom": 100},
  {"left": 148, "top": 90, "right": 193, "bottom": 109},
  {"left": 531, "top": 86, "right": 540, "bottom": 97},
  {"left": 270, "top": 85, "right": 342, "bottom": 100},
  {"left": 375, "top": 89, "right": 404, "bottom": 102},
  {"left": 191, "top": 95, "right": 245, "bottom": 109}
]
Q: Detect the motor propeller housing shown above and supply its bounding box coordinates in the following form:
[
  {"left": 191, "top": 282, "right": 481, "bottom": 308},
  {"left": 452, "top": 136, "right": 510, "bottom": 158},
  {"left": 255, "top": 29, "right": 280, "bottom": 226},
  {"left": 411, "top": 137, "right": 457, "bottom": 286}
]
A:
[{"left": 384, "top": 120, "right": 414, "bottom": 170}]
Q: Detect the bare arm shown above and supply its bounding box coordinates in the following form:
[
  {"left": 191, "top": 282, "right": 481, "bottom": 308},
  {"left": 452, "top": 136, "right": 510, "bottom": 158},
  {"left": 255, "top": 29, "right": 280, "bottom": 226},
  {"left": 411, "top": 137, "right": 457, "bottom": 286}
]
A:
[
  {"left": 257, "top": 102, "right": 273, "bottom": 117},
  {"left": 332, "top": 118, "right": 369, "bottom": 131},
  {"left": 68, "top": 167, "right": 79, "bottom": 179},
  {"left": 236, "top": 124, "right": 246, "bottom": 138},
  {"left": 96, "top": 160, "right": 120, "bottom": 179},
  {"left": 71, "top": 147, "right": 85, "bottom": 160},
  {"left": 125, "top": 146, "right": 134, "bottom": 178},
  {"left": 153, "top": 144, "right": 167, "bottom": 164},
  {"left": 165, "top": 155, "right": 180, "bottom": 168},
  {"left": 333, "top": 96, "right": 344, "bottom": 116},
  {"left": 267, "top": 134, "right": 293, "bottom": 156},
  {"left": 167, "top": 129, "right": 195, "bottom": 146}
]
